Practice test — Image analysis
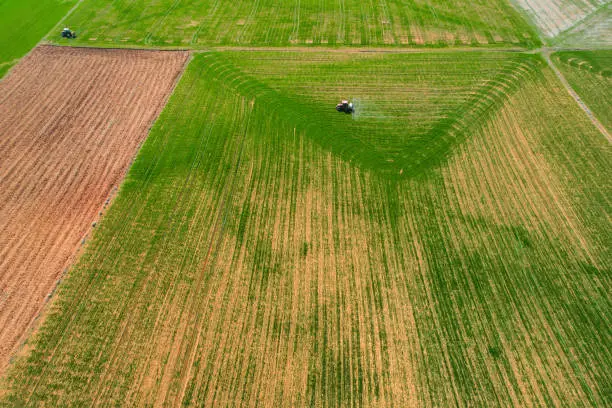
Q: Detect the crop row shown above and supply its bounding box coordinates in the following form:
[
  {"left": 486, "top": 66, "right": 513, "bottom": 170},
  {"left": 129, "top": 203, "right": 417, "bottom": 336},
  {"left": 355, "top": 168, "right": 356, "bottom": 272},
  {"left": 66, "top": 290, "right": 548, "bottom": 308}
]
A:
[{"left": 54, "top": 0, "right": 539, "bottom": 47}]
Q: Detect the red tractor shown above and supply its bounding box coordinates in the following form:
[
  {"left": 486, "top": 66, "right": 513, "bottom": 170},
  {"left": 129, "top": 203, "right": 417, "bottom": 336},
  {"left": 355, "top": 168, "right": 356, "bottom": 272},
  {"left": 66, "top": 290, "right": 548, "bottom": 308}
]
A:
[{"left": 336, "top": 100, "right": 354, "bottom": 114}]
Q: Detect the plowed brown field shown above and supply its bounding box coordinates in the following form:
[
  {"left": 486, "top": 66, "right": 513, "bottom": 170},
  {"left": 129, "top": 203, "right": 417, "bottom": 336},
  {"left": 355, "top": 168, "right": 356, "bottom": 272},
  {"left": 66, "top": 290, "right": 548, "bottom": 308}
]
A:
[{"left": 0, "top": 45, "right": 188, "bottom": 373}]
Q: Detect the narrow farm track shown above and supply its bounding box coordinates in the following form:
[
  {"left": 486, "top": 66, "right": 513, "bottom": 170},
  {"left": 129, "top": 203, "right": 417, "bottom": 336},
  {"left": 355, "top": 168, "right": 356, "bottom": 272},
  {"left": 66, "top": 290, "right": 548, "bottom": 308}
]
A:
[
  {"left": 0, "top": 45, "right": 188, "bottom": 374},
  {"left": 543, "top": 50, "right": 611, "bottom": 142},
  {"left": 551, "top": 50, "right": 612, "bottom": 131}
]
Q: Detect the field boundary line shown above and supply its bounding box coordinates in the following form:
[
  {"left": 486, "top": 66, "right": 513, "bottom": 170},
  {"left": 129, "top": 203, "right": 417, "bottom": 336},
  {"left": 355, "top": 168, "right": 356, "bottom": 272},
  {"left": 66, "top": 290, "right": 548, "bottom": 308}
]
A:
[
  {"left": 41, "top": 42, "right": 533, "bottom": 53},
  {"left": 543, "top": 50, "right": 611, "bottom": 143},
  {"left": 0, "top": 59, "right": 19, "bottom": 68},
  {"left": 210, "top": 46, "right": 530, "bottom": 54},
  {"left": 14, "top": 49, "right": 191, "bottom": 404},
  {"left": 39, "top": 42, "right": 612, "bottom": 55},
  {"left": 88, "top": 53, "right": 196, "bottom": 407}
]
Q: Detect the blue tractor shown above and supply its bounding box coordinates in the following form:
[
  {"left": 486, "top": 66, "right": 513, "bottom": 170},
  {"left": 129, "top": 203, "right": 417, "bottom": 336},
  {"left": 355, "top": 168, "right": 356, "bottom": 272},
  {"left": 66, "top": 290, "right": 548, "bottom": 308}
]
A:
[{"left": 61, "top": 28, "right": 76, "bottom": 39}]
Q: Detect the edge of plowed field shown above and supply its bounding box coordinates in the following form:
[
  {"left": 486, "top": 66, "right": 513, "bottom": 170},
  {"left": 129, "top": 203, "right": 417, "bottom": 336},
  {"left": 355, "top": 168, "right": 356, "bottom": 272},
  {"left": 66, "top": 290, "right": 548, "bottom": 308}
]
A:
[{"left": 0, "top": 46, "right": 191, "bottom": 379}]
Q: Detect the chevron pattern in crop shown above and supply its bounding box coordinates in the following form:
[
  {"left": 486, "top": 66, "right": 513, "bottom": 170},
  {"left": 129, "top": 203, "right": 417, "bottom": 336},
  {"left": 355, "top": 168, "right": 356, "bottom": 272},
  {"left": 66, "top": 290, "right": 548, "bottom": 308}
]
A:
[
  {"left": 208, "top": 50, "right": 544, "bottom": 178},
  {"left": 1, "top": 50, "right": 609, "bottom": 407},
  {"left": 511, "top": 0, "right": 608, "bottom": 37}
]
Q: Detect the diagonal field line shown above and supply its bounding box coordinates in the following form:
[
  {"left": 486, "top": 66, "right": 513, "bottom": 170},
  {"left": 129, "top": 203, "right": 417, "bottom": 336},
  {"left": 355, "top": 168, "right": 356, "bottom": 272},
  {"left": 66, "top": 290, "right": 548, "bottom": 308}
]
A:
[
  {"left": 51, "top": 0, "right": 88, "bottom": 35},
  {"left": 543, "top": 49, "right": 611, "bottom": 143},
  {"left": 553, "top": 1, "right": 612, "bottom": 40}
]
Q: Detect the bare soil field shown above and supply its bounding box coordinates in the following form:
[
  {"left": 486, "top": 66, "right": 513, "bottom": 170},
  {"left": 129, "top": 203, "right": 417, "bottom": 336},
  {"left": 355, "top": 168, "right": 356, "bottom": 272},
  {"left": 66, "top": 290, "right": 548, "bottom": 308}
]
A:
[{"left": 0, "top": 45, "right": 188, "bottom": 374}]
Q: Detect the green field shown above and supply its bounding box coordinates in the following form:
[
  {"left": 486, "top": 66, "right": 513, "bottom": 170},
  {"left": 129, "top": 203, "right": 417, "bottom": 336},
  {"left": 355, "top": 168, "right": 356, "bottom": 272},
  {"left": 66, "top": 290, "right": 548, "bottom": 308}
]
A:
[
  {"left": 1, "top": 0, "right": 611, "bottom": 405},
  {"left": 0, "top": 63, "right": 14, "bottom": 79},
  {"left": 2, "top": 51, "right": 609, "bottom": 407},
  {"left": 51, "top": 0, "right": 539, "bottom": 48},
  {"left": 0, "top": 0, "right": 76, "bottom": 76},
  {"left": 552, "top": 50, "right": 612, "bottom": 131}
]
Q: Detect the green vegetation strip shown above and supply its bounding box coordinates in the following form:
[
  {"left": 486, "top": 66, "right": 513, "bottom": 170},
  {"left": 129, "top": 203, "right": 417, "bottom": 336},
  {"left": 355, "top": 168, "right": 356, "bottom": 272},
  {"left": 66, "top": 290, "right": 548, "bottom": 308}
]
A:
[
  {"left": 51, "top": 0, "right": 539, "bottom": 48},
  {"left": 2, "top": 51, "right": 609, "bottom": 406}
]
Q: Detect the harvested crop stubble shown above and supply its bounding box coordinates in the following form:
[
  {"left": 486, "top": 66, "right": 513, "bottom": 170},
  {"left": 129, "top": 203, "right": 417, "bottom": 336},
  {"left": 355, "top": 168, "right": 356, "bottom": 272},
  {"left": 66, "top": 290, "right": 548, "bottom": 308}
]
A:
[
  {"left": 511, "top": 0, "right": 607, "bottom": 37},
  {"left": 552, "top": 3, "right": 612, "bottom": 47},
  {"left": 0, "top": 45, "right": 188, "bottom": 374}
]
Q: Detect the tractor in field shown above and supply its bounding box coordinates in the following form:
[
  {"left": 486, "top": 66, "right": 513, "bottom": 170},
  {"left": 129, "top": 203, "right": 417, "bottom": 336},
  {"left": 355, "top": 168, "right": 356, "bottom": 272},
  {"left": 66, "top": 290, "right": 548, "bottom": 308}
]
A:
[
  {"left": 61, "top": 28, "right": 76, "bottom": 39},
  {"left": 336, "top": 100, "right": 354, "bottom": 114}
]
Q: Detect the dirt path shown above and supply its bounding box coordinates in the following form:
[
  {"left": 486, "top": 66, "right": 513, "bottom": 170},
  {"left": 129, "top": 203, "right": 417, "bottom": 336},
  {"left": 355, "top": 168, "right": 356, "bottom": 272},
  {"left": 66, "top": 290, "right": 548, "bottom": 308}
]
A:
[
  {"left": 0, "top": 45, "right": 188, "bottom": 374},
  {"left": 543, "top": 49, "right": 611, "bottom": 143},
  {"left": 210, "top": 45, "right": 529, "bottom": 54}
]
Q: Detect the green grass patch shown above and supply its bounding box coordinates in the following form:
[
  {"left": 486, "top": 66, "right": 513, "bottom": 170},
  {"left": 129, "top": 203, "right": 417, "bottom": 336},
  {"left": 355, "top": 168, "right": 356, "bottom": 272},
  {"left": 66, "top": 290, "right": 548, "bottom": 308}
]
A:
[
  {"left": 0, "top": 0, "right": 76, "bottom": 65},
  {"left": 0, "top": 61, "right": 15, "bottom": 79}
]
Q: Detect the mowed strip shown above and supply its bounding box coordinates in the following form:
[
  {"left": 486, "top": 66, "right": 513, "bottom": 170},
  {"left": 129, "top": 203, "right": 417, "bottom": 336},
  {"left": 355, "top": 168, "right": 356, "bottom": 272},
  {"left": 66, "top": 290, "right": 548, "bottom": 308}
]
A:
[{"left": 0, "top": 45, "right": 188, "bottom": 373}]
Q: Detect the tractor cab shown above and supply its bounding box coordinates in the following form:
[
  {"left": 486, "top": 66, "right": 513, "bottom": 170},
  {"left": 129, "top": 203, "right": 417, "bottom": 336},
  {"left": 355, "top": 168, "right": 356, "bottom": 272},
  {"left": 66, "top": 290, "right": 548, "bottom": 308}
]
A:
[
  {"left": 61, "top": 28, "right": 76, "bottom": 39},
  {"left": 336, "top": 100, "right": 354, "bottom": 114}
]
